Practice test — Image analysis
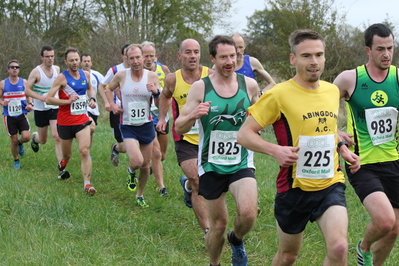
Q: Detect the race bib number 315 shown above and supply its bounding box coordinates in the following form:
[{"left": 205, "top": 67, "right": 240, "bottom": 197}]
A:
[{"left": 296, "top": 134, "right": 335, "bottom": 179}]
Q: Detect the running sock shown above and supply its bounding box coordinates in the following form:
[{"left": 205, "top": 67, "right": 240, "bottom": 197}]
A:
[
  {"left": 128, "top": 167, "right": 136, "bottom": 176},
  {"left": 184, "top": 180, "right": 192, "bottom": 193},
  {"left": 84, "top": 181, "right": 90, "bottom": 189},
  {"left": 58, "top": 159, "right": 68, "bottom": 171},
  {"left": 112, "top": 144, "right": 119, "bottom": 154},
  {"left": 229, "top": 231, "right": 243, "bottom": 246}
]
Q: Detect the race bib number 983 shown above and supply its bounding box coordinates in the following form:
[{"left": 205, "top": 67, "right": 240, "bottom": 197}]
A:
[{"left": 365, "top": 107, "right": 398, "bottom": 146}]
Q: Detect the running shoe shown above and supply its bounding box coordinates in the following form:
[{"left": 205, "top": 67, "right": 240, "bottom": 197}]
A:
[
  {"left": 127, "top": 170, "right": 137, "bottom": 191},
  {"left": 159, "top": 187, "right": 169, "bottom": 197},
  {"left": 14, "top": 160, "right": 21, "bottom": 169},
  {"left": 136, "top": 196, "right": 149, "bottom": 208},
  {"left": 227, "top": 231, "right": 248, "bottom": 266},
  {"left": 18, "top": 141, "right": 24, "bottom": 156},
  {"left": 357, "top": 239, "right": 373, "bottom": 266},
  {"left": 110, "top": 143, "right": 119, "bottom": 166},
  {"left": 179, "top": 175, "right": 192, "bottom": 208},
  {"left": 31, "top": 132, "right": 39, "bottom": 152},
  {"left": 58, "top": 170, "right": 70, "bottom": 180},
  {"left": 85, "top": 184, "right": 97, "bottom": 196}
]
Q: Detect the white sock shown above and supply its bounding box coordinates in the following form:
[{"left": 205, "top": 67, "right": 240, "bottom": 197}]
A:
[
  {"left": 185, "top": 180, "right": 192, "bottom": 193},
  {"left": 84, "top": 181, "right": 90, "bottom": 188},
  {"left": 128, "top": 167, "right": 136, "bottom": 175}
]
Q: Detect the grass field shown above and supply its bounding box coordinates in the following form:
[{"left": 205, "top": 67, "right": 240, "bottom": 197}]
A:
[{"left": 0, "top": 111, "right": 398, "bottom": 265}]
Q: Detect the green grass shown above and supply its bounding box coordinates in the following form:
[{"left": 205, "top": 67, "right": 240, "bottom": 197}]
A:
[{"left": 0, "top": 114, "right": 398, "bottom": 265}]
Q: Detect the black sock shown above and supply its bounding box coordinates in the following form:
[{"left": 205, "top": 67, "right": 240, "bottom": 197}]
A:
[{"left": 229, "top": 231, "right": 243, "bottom": 246}]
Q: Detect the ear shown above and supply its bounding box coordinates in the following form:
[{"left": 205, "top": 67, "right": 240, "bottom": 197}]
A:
[
  {"left": 289, "top": 53, "right": 296, "bottom": 66},
  {"left": 210, "top": 55, "right": 216, "bottom": 64},
  {"left": 365, "top": 46, "right": 371, "bottom": 56}
]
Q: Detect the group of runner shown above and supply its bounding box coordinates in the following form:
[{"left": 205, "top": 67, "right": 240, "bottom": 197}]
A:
[{"left": 1, "top": 24, "right": 398, "bottom": 266}]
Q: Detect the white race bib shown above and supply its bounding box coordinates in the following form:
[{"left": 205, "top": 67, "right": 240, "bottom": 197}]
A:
[
  {"left": 128, "top": 101, "right": 148, "bottom": 125},
  {"left": 365, "top": 107, "right": 398, "bottom": 145},
  {"left": 208, "top": 130, "right": 241, "bottom": 165},
  {"left": 8, "top": 100, "right": 22, "bottom": 116},
  {"left": 70, "top": 95, "right": 87, "bottom": 115},
  {"left": 296, "top": 134, "right": 335, "bottom": 179}
]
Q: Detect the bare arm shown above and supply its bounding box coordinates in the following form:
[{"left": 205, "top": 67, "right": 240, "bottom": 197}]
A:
[
  {"left": 250, "top": 57, "right": 276, "bottom": 91},
  {"left": 97, "top": 82, "right": 109, "bottom": 106},
  {"left": 46, "top": 74, "right": 79, "bottom": 106},
  {"left": 147, "top": 71, "right": 161, "bottom": 107},
  {"left": 25, "top": 68, "right": 47, "bottom": 101},
  {"left": 162, "top": 65, "right": 171, "bottom": 75},
  {"left": 156, "top": 73, "right": 175, "bottom": 133},
  {"left": 237, "top": 115, "right": 299, "bottom": 167},
  {"left": 23, "top": 79, "right": 34, "bottom": 112},
  {"left": 84, "top": 71, "right": 96, "bottom": 109},
  {"left": 105, "top": 72, "right": 124, "bottom": 114},
  {"left": 333, "top": 69, "right": 356, "bottom": 100},
  {"left": 98, "top": 83, "right": 111, "bottom": 111},
  {"left": 175, "top": 80, "right": 208, "bottom": 135},
  {"left": 245, "top": 76, "right": 260, "bottom": 104},
  {"left": 334, "top": 69, "right": 357, "bottom": 146},
  {"left": 0, "top": 80, "right": 8, "bottom": 106}
]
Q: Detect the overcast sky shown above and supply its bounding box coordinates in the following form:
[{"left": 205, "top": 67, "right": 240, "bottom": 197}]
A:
[{"left": 214, "top": 0, "right": 398, "bottom": 35}]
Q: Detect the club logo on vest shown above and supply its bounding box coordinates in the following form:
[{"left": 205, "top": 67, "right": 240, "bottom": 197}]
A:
[{"left": 370, "top": 90, "right": 387, "bottom": 107}]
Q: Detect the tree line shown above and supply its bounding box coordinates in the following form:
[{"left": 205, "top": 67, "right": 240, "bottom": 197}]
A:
[{"left": 0, "top": 0, "right": 397, "bottom": 83}]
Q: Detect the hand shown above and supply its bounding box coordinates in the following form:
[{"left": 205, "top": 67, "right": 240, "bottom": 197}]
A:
[
  {"left": 156, "top": 119, "right": 167, "bottom": 134},
  {"left": 273, "top": 146, "right": 300, "bottom": 168},
  {"left": 338, "top": 131, "right": 356, "bottom": 147},
  {"left": 110, "top": 103, "right": 123, "bottom": 114},
  {"left": 69, "top": 94, "right": 79, "bottom": 103},
  {"left": 26, "top": 104, "right": 34, "bottom": 112},
  {"left": 104, "top": 102, "right": 111, "bottom": 112},
  {"left": 1, "top": 100, "right": 10, "bottom": 106},
  {"left": 146, "top": 82, "right": 157, "bottom": 94},
  {"left": 88, "top": 99, "right": 96, "bottom": 109},
  {"left": 192, "top": 101, "right": 211, "bottom": 119},
  {"left": 340, "top": 148, "right": 360, "bottom": 174}
]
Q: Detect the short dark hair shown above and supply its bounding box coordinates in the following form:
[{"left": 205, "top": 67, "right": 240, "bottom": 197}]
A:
[
  {"left": 121, "top": 43, "right": 130, "bottom": 56},
  {"left": 364, "top": 23, "right": 394, "bottom": 48},
  {"left": 40, "top": 46, "right": 54, "bottom": 57},
  {"left": 64, "top": 47, "right": 79, "bottom": 59},
  {"left": 81, "top": 53, "right": 91, "bottom": 61},
  {"left": 289, "top": 29, "right": 325, "bottom": 54},
  {"left": 209, "top": 35, "right": 236, "bottom": 58}
]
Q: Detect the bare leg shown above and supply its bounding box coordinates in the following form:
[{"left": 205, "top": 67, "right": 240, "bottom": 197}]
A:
[{"left": 181, "top": 158, "right": 209, "bottom": 232}]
